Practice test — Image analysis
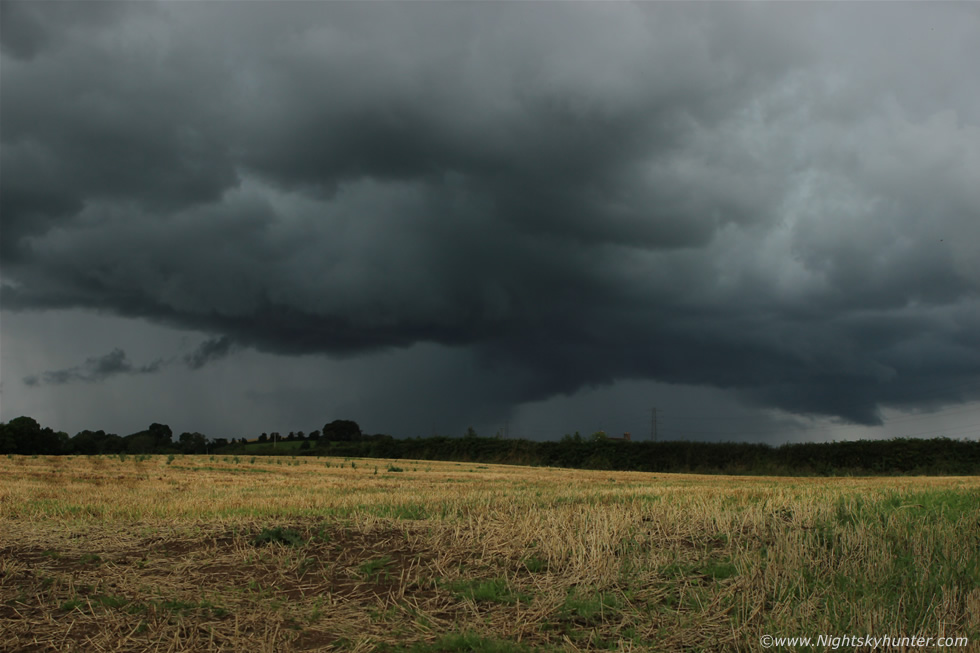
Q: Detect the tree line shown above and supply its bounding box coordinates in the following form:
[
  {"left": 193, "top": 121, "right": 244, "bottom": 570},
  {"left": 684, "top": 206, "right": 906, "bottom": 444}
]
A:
[
  {"left": 3, "top": 415, "right": 980, "bottom": 475},
  {"left": 0, "top": 416, "right": 371, "bottom": 456}
]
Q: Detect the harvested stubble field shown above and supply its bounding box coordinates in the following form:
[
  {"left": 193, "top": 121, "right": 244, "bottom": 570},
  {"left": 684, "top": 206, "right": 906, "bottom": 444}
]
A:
[{"left": 1, "top": 455, "right": 979, "bottom": 652}]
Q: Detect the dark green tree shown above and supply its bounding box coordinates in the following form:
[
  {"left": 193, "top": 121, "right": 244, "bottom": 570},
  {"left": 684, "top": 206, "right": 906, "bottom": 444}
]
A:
[
  {"left": 0, "top": 416, "right": 63, "bottom": 455},
  {"left": 322, "top": 420, "right": 361, "bottom": 442},
  {"left": 148, "top": 423, "right": 173, "bottom": 447},
  {"left": 178, "top": 432, "right": 208, "bottom": 454}
]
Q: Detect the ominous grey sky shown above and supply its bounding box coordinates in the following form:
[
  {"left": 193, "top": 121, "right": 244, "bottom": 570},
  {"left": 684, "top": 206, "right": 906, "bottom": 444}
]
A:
[{"left": 3, "top": 2, "right": 980, "bottom": 443}]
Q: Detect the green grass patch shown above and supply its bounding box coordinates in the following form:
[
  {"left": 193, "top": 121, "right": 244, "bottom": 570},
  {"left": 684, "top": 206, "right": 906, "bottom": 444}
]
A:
[
  {"left": 449, "top": 577, "right": 530, "bottom": 605},
  {"left": 405, "top": 631, "right": 532, "bottom": 652},
  {"left": 251, "top": 526, "right": 306, "bottom": 547},
  {"left": 359, "top": 555, "right": 395, "bottom": 582},
  {"left": 135, "top": 599, "right": 229, "bottom": 617},
  {"left": 559, "top": 590, "right": 622, "bottom": 624},
  {"left": 376, "top": 503, "right": 429, "bottom": 520},
  {"left": 94, "top": 594, "right": 129, "bottom": 609},
  {"left": 522, "top": 556, "right": 548, "bottom": 573},
  {"left": 702, "top": 559, "right": 738, "bottom": 581}
]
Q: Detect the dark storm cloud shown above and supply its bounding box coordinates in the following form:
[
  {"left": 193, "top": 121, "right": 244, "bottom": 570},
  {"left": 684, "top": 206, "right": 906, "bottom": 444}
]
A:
[
  {"left": 0, "top": 1, "right": 237, "bottom": 262},
  {"left": 23, "top": 348, "right": 164, "bottom": 386},
  {"left": 0, "top": 0, "right": 128, "bottom": 61},
  {"left": 184, "top": 336, "right": 237, "bottom": 371},
  {"left": 23, "top": 333, "right": 241, "bottom": 386},
  {"left": 3, "top": 2, "right": 980, "bottom": 426}
]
